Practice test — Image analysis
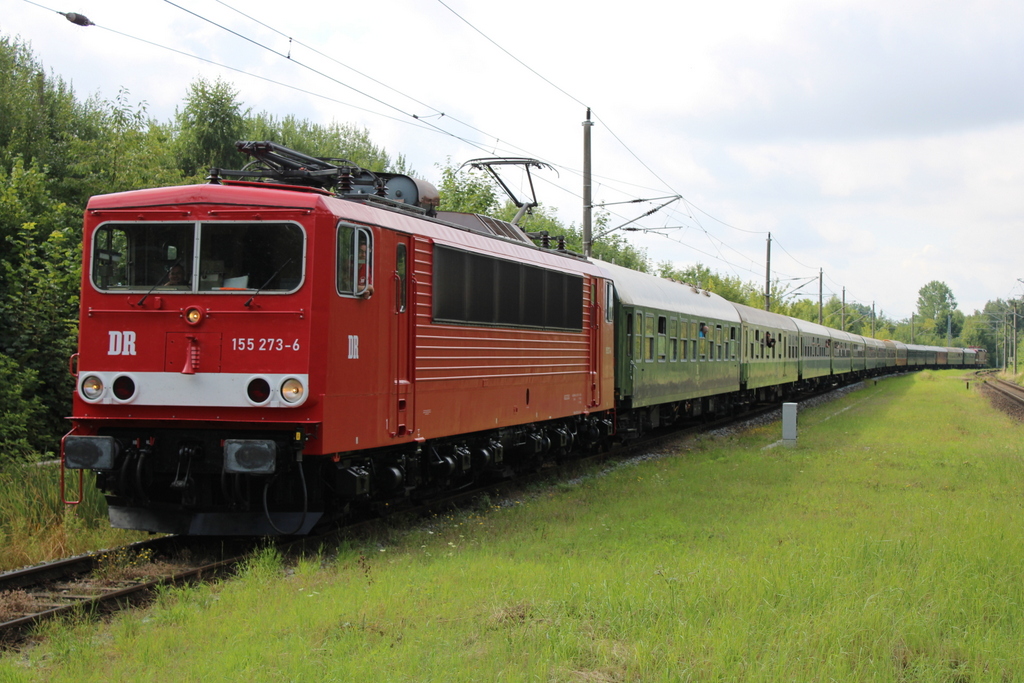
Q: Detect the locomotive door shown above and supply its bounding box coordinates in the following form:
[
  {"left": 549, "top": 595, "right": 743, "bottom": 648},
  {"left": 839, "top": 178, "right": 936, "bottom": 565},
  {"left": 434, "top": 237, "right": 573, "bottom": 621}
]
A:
[
  {"left": 389, "top": 237, "right": 414, "bottom": 437},
  {"left": 588, "top": 278, "right": 603, "bottom": 407}
]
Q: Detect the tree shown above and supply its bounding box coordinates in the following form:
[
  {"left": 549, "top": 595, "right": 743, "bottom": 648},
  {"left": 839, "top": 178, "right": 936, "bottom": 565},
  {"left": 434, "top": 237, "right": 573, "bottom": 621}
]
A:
[
  {"left": 0, "top": 159, "right": 81, "bottom": 456},
  {"left": 0, "top": 35, "right": 102, "bottom": 206},
  {"left": 436, "top": 160, "right": 499, "bottom": 215},
  {"left": 66, "top": 89, "right": 184, "bottom": 198},
  {"left": 916, "top": 280, "right": 961, "bottom": 338},
  {"left": 246, "top": 114, "right": 408, "bottom": 173},
  {"left": 0, "top": 352, "right": 47, "bottom": 462},
  {"left": 173, "top": 77, "right": 248, "bottom": 178},
  {"left": 658, "top": 261, "right": 760, "bottom": 305}
]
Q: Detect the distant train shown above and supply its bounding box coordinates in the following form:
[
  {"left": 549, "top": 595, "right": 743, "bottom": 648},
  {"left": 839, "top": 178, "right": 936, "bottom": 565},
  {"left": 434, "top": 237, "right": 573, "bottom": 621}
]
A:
[{"left": 61, "top": 142, "right": 986, "bottom": 535}]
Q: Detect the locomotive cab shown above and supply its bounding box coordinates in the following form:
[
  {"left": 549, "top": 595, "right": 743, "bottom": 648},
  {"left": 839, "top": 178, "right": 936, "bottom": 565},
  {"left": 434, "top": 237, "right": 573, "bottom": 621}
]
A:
[{"left": 64, "top": 182, "right": 329, "bottom": 534}]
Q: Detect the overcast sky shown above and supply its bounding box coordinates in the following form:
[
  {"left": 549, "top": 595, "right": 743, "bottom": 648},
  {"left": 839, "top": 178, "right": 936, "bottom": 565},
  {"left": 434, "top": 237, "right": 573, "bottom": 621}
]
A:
[{"left": 6, "top": 0, "right": 1024, "bottom": 319}]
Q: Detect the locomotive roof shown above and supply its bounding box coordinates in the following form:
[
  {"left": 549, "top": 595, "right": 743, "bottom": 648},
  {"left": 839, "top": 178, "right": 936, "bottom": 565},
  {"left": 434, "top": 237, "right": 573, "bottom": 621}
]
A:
[
  {"left": 86, "top": 182, "right": 328, "bottom": 211},
  {"left": 594, "top": 259, "right": 741, "bottom": 323},
  {"left": 85, "top": 182, "right": 600, "bottom": 277}
]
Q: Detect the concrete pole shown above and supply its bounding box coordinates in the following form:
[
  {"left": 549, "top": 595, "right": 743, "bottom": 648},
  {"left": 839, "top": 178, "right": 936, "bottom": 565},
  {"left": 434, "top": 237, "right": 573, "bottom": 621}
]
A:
[
  {"left": 764, "top": 233, "right": 771, "bottom": 311},
  {"left": 842, "top": 287, "right": 846, "bottom": 330},
  {"left": 818, "top": 268, "right": 823, "bottom": 324},
  {"left": 582, "top": 109, "right": 593, "bottom": 257}
]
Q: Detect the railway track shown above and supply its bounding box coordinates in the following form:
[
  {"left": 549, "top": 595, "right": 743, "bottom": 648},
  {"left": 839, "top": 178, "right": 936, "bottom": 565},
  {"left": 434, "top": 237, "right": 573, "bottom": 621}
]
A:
[
  {"left": 0, "top": 536, "right": 263, "bottom": 647},
  {"left": 978, "top": 373, "right": 1024, "bottom": 419},
  {"left": 0, "top": 377, "right": 867, "bottom": 648}
]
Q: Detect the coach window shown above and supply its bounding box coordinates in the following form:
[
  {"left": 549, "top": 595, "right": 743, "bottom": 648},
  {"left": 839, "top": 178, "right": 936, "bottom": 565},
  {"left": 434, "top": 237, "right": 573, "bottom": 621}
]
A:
[
  {"left": 645, "top": 315, "right": 655, "bottom": 361},
  {"left": 716, "top": 325, "right": 724, "bottom": 360},
  {"left": 626, "top": 312, "right": 634, "bottom": 357},
  {"left": 337, "top": 223, "right": 373, "bottom": 297},
  {"left": 670, "top": 318, "right": 679, "bottom": 361},
  {"left": 657, "top": 316, "right": 667, "bottom": 361},
  {"left": 634, "top": 312, "right": 643, "bottom": 359}
]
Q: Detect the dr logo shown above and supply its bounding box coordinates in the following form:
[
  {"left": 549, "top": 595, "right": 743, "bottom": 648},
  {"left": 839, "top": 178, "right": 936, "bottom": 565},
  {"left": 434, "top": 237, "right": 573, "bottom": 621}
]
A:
[
  {"left": 108, "top": 330, "right": 137, "bottom": 356},
  {"left": 348, "top": 335, "right": 359, "bottom": 359}
]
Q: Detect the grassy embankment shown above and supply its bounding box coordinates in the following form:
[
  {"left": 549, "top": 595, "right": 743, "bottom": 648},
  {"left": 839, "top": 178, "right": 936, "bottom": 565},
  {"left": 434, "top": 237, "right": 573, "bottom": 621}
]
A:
[
  {"left": 0, "top": 466, "right": 148, "bottom": 571},
  {"left": 3, "top": 369, "right": 1022, "bottom": 681}
]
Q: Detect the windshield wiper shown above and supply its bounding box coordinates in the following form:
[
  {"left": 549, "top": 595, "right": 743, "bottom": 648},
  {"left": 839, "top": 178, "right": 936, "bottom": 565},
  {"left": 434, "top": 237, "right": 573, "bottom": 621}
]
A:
[
  {"left": 137, "top": 260, "right": 181, "bottom": 306},
  {"left": 244, "top": 258, "right": 293, "bottom": 308}
]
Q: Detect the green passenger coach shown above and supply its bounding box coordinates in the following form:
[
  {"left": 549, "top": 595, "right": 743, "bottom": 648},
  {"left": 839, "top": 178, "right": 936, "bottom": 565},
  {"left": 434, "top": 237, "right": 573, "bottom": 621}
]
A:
[{"left": 596, "top": 260, "right": 741, "bottom": 431}]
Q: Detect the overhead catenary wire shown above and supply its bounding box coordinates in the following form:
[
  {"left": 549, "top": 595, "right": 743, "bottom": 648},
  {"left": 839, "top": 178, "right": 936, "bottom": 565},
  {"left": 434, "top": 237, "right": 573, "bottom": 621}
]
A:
[{"left": 24, "top": 0, "right": 884, "bottom": 314}]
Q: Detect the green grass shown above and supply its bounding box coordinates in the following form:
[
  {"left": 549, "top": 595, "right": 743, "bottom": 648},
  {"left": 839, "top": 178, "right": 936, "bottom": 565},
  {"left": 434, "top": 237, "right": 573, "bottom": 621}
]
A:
[
  {"left": 3, "top": 370, "right": 1022, "bottom": 682},
  {"left": 0, "top": 465, "right": 149, "bottom": 572}
]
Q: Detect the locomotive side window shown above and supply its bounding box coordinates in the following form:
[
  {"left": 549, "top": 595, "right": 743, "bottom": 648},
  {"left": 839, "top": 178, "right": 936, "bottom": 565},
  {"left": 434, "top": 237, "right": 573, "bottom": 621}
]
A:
[
  {"left": 605, "top": 281, "right": 614, "bottom": 323},
  {"left": 91, "top": 221, "right": 303, "bottom": 293},
  {"left": 432, "top": 245, "right": 583, "bottom": 330},
  {"left": 337, "top": 224, "right": 373, "bottom": 297},
  {"left": 396, "top": 244, "right": 407, "bottom": 313}
]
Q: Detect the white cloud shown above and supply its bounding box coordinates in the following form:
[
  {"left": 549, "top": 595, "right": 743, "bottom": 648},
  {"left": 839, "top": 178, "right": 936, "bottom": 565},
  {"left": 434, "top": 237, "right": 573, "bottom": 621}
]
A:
[{"left": 4, "top": 0, "right": 1024, "bottom": 319}]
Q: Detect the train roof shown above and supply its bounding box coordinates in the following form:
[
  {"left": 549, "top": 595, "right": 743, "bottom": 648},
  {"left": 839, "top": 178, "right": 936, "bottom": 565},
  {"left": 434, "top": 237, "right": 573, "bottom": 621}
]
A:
[
  {"left": 730, "top": 302, "right": 800, "bottom": 332},
  {"left": 789, "top": 317, "right": 836, "bottom": 339},
  {"left": 904, "top": 343, "right": 944, "bottom": 353},
  {"left": 595, "top": 259, "right": 741, "bottom": 323}
]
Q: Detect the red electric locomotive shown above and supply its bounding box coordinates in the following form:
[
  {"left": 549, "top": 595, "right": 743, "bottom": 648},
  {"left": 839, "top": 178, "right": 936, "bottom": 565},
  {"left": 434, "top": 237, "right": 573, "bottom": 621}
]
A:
[{"left": 63, "top": 142, "right": 616, "bottom": 535}]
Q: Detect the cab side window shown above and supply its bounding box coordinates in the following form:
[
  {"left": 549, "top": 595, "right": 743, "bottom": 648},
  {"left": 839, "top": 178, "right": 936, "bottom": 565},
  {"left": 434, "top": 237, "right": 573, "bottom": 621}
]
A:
[
  {"left": 337, "top": 223, "right": 373, "bottom": 296},
  {"left": 396, "top": 243, "right": 407, "bottom": 312}
]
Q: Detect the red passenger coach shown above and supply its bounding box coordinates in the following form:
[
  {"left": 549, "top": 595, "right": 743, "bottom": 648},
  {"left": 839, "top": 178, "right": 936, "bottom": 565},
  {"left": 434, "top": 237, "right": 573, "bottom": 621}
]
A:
[{"left": 63, "top": 142, "right": 615, "bottom": 535}]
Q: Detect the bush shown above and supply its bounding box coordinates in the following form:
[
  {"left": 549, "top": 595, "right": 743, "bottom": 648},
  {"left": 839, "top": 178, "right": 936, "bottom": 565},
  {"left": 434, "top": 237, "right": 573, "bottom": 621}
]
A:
[{"left": 0, "top": 351, "right": 47, "bottom": 463}]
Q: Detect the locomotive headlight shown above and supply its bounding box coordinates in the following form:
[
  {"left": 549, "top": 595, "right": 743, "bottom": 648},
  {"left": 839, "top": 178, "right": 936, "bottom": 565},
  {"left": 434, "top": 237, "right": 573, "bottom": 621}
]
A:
[
  {"left": 184, "top": 306, "right": 205, "bottom": 325},
  {"left": 280, "top": 378, "right": 305, "bottom": 404},
  {"left": 81, "top": 375, "right": 104, "bottom": 400}
]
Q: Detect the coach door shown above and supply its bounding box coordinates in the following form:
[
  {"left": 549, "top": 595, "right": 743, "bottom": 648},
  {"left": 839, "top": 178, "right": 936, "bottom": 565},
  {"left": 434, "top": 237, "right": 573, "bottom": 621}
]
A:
[{"left": 389, "top": 237, "right": 415, "bottom": 437}]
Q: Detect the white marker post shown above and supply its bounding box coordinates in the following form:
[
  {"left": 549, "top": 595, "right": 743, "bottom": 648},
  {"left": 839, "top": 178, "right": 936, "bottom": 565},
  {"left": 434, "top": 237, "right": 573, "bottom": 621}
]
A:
[{"left": 782, "top": 402, "right": 798, "bottom": 447}]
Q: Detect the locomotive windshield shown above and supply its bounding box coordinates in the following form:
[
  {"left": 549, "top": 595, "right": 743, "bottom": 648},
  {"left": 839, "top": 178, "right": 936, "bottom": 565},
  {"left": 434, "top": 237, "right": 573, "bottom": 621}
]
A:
[{"left": 91, "top": 221, "right": 305, "bottom": 293}]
